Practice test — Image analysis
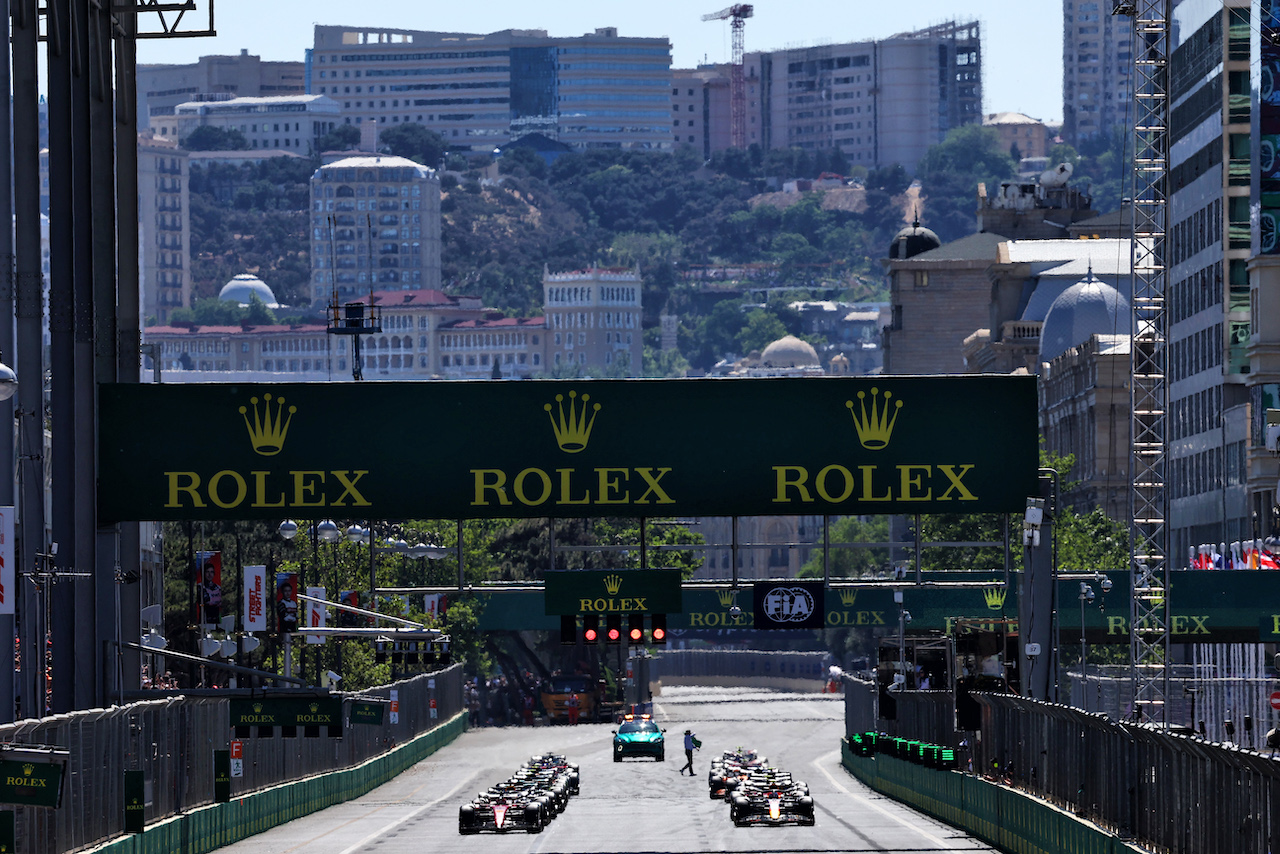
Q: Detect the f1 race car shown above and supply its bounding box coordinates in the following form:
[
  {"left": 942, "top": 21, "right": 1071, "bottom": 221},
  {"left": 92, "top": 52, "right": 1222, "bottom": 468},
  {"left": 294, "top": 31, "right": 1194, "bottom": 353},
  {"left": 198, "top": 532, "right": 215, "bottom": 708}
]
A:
[
  {"left": 707, "top": 748, "right": 768, "bottom": 799},
  {"left": 728, "top": 767, "right": 814, "bottom": 827},
  {"left": 458, "top": 754, "right": 580, "bottom": 834}
]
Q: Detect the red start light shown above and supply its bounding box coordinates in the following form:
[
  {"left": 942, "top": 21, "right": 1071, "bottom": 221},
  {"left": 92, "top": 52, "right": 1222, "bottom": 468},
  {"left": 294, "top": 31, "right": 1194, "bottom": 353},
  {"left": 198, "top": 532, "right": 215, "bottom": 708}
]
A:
[
  {"left": 629, "top": 628, "right": 643, "bottom": 641},
  {"left": 607, "top": 627, "right": 621, "bottom": 641},
  {"left": 584, "top": 628, "right": 598, "bottom": 641},
  {"left": 652, "top": 627, "right": 666, "bottom": 641}
]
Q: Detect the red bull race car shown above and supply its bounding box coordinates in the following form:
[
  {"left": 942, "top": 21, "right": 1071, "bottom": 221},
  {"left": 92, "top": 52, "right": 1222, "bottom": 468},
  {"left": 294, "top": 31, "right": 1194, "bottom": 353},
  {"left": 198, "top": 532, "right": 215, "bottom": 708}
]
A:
[{"left": 726, "top": 765, "right": 815, "bottom": 827}]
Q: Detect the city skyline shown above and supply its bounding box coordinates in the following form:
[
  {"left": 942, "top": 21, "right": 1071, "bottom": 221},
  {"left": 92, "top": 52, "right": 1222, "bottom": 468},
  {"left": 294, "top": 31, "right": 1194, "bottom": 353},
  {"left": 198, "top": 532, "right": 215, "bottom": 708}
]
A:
[{"left": 135, "top": 0, "right": 1067, "bottom": 126}]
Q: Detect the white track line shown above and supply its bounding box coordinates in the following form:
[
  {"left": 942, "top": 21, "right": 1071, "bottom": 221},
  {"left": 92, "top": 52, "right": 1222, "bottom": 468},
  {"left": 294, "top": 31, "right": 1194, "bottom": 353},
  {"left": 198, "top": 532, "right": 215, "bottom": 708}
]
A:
[{"left": 811, "top": 750, "right": 961, "bottom": 849}]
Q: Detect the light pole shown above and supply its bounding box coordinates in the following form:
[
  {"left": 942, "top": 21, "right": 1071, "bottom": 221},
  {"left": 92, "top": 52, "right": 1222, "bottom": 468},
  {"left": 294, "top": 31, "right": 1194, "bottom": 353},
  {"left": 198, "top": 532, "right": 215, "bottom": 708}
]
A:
[{"left": 1078, "top": 574, "right": 1112, "bottom": 711}]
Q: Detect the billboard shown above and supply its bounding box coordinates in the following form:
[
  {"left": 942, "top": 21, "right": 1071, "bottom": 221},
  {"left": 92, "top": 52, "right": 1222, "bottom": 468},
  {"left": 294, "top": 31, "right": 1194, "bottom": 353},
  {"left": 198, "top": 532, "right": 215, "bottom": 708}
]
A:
[{"left": 98, "top": 377, "right": 1040, "bottom": 522}]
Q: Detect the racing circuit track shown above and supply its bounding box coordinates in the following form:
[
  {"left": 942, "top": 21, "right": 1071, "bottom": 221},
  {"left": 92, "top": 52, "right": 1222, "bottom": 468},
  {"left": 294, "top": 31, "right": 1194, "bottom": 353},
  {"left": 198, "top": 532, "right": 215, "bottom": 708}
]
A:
[{"left": 209, "top": 687, "right": 998, "bottom": 854}]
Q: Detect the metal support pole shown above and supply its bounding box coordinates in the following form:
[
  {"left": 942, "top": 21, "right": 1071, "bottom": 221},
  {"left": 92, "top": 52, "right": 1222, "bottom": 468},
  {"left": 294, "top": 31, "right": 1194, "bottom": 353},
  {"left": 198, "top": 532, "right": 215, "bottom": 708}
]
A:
[
  {"left": 456, "top": 518, "right": 464, "bottom": 590},
  {"left": 13, "top": 0, "right": 45, "bottom": 721},
  {"left": 0, "top": 0, "right": 16, "bottom": 724}
]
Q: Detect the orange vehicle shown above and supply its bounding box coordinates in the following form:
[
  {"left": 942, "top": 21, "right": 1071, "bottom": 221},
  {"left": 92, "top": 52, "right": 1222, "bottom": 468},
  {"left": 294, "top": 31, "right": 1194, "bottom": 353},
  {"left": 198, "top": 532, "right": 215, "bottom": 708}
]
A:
[{"left": 540, "top": 675, "right": 596, "bottom": 723}]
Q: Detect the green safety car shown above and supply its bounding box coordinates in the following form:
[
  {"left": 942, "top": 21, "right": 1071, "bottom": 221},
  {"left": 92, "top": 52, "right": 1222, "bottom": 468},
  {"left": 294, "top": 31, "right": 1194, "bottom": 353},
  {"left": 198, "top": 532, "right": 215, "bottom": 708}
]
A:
[{"left": 611, "top": 714, "right": 665, "bottom": 762}]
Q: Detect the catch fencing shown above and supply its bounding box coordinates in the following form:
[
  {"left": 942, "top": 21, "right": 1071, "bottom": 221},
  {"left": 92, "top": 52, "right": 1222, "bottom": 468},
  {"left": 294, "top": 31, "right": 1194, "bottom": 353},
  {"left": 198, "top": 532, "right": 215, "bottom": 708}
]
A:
[
  {"left": 843, "top": 674, "right": 1280, "bottom": 854},
  {"left": 5, "top": 664, "right": 464, "bottom": 854}
]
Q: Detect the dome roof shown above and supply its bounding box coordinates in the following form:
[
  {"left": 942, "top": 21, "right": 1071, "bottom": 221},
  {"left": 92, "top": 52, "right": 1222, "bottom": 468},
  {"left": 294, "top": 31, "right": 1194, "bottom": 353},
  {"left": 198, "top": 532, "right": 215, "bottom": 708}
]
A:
[
  {"left": 760, "top": 335, "right": 820, "bottom": 367},
  {"left": 1039, "top": 273, "right": 1130, "bottom": 363},
  {"left": 888, "top": 215, "right": 942, "bottom": 259},
  {"left": 218, "top": 273, "right": 279, "bottom": 308}
]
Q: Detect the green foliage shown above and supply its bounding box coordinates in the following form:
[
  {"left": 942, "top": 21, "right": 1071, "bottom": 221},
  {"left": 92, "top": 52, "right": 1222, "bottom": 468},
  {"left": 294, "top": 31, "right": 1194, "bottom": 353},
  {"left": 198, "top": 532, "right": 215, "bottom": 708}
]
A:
[
  {"left": 244, "top": 293, "right": 277, "bottom": 325},
  {"left": 915, "top": 125, "right": 1016, "bottom": 242},
  {"left": 498, "top": 147, "right": 549, "bottom": 180},
  {"left": 442, "top": 596, "right": 492, "bottom": 676},
  {"left": 182, "top": 125, "right": 249, "bottom": 151},
  {"left": 379, "top": 123, "right": 448, "bottom": 167},
  {"left": 1056, "top": 507, "right": 1129, "bottom": 571},
  {"left": 798, "top": 515, "right": 890, "bottom": 579},
  {"left": 1069, "top": 129, "right": 1129, "bottom": 215},
  {"left": 736, "top": 308, "right": 788, "bottom": 354},
  {"left": 317, "top": 124, "right": 361, "bottom": 153},
  {"left": 642, "top": 345, "right": 691, "bottom": 378}
]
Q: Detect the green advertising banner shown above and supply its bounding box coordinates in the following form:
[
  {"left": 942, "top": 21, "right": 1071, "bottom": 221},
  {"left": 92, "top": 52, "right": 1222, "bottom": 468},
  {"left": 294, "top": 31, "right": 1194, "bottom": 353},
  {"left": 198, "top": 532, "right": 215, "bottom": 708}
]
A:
[
  {"left": 476, "top": 571, "right": 1280, "bottom": 643},
  {"left": 229, "top": 697, "right": 342, "bottom": 727},
  {"left": 350, "top": 701, "right": 386, "bottom": 726},
  {"left": 544, "top": 569, "right": 684, "bottom": 615},
  {"left": 97, "top": 376, "right": 1039, "bottom": 522},
  {"left": 123, "top": 770, "right": 144, "bottom": 833},
  {"left": 0, "top": 760, "right": 63, "bottom": 808},
  {"left": 213, "top": 750, "right": 231, "bottom": 803}
]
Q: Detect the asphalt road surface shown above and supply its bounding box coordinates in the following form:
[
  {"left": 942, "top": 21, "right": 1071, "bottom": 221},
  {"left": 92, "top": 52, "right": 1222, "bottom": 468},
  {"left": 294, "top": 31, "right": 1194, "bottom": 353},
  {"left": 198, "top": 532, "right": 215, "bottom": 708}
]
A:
[{"left": 212, "top": 686, "right": 998, "bottom": 853}]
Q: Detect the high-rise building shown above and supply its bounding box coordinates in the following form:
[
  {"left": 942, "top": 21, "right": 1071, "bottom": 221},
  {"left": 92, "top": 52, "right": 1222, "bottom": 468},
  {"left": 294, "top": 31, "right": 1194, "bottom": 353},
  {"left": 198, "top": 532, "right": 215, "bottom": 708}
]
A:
[
  {"left": 309, "top": 155, "right": 442, "bottom": 308},
  {"left": 677, "top": 21, "right": 981, "bottom": 171},
  {"left": 308, "top": 25, "right": 673, "bottom": 152},
  {"left": 138, "top": 49, "right": 306, "bottom": 132},
  {"left": 1061, "top": 0, "right": 1133, "bottom": 145},
  {"left": 1166, "top": 0, "right": 1253, "bottom": 559},
  {"left": 137, "top": 133, "right": 190, "bottom": 325}
]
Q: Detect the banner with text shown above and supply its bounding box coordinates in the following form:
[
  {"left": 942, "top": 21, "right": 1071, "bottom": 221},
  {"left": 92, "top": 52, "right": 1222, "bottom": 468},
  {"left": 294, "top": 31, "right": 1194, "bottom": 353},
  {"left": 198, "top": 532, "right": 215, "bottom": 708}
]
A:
[
  {"left": 98, "top": 377, "right": 1039, "bottom": 522},
  {"left": 544, "top": 569, "right": 684, "bottom": 615},
  {"left": 243, "top": 565, "right": 267, "bottom": 632}
]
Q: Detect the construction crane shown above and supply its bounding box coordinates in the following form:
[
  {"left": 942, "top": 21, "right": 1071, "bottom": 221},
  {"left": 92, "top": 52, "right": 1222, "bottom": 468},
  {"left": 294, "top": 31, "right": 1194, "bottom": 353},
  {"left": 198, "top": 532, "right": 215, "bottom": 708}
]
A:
[
  {"left": 701, "top": 4, "right": 754, "bottom": 149},
  {"left": 1112, "top": 0, "right": 1170, "bottom": 724}
]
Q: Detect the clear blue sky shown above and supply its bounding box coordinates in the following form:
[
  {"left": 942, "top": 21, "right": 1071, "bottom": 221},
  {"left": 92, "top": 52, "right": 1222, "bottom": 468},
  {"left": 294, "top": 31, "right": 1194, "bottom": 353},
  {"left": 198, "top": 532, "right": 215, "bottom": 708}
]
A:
[{"left": 136, "top": 0, "right": 1063, "bottom": 125}]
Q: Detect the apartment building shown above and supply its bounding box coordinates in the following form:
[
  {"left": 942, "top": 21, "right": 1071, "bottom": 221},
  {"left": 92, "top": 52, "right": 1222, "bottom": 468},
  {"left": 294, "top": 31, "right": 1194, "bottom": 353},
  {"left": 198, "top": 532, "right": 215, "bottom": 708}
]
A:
[
  {"left": 308, "top": 155, "right": 443, "bottom": 308},
  {"left": 1062, "top": 1, "right": 1132, "bottom": 145},
  {"left": 679, "top": 21, "right": 981, "bottom": 171},
  {"left": 542, "top": 266, "right": 643, "bottom": 376},
  {"left": 308, "top": 25, "right": 672, "bottom": 152},
  {"left": 154, "top": 94, "right": 342, "bottom": 154},
  {"left": 137, "top": 134, "right": 191, "bottom": 325},
  {"left": 138, "top": 50, "right": 306, "bottom": 132}
]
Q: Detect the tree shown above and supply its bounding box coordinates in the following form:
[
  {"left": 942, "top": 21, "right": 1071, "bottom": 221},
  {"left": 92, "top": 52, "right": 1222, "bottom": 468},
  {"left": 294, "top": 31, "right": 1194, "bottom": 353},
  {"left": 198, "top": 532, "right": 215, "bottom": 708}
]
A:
[
  {"left": 798, "top": 515, "right": 891, "bottom": 579},
  {"left": 736, "top": 308, "right": 787, "bottom": 354},
  {"left": 379, "top": 123, "right": 447, "bottom": 168},
  {"left": 182, "top": 125, "right": 249, "bottom": 152},
  {"left": 497, "top": 147, "right": 548, "bottom": 180},
  {"left": 914, "top": 124, "right": 1016, "bottom": 242},
  {"left": 243, "top": 293, "right": 277, "bottom": 325},
  {"left": 317, "top": 124, "right": 361, "bottom": 153}
]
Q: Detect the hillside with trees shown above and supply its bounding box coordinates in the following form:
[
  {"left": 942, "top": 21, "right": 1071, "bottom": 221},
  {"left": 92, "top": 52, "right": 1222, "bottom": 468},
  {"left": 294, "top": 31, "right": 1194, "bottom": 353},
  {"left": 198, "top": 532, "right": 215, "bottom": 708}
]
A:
[{"left": 177, "top": 125, "right": 1125, "bottom": 369}]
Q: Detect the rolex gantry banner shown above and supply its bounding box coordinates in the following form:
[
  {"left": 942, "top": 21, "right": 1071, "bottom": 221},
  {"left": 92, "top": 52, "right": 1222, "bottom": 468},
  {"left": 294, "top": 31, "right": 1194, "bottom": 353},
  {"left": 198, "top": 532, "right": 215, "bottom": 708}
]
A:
[{"left": 97, "top": 376, "right": 1039, "bottom": 522}]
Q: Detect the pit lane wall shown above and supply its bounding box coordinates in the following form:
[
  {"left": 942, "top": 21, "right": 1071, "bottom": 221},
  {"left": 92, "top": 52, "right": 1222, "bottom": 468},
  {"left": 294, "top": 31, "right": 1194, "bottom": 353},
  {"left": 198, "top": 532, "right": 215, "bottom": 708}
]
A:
[{"left": 839, "top": 739, "right": 1145, "bottom": 854}]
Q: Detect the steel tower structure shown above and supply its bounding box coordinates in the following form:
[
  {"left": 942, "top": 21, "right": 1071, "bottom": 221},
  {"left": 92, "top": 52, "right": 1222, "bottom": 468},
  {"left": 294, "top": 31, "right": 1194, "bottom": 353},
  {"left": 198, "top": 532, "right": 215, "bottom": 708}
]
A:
[{"left": 1113, "top": 0, "right": 1171, "bottom": 723}]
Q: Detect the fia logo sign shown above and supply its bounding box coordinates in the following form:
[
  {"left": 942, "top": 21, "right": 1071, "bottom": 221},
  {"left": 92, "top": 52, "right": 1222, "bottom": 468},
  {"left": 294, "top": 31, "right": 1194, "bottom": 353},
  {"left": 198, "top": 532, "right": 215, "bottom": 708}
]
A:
[{"left": 753, "top": 581, "right": 825, "bottom": 630}]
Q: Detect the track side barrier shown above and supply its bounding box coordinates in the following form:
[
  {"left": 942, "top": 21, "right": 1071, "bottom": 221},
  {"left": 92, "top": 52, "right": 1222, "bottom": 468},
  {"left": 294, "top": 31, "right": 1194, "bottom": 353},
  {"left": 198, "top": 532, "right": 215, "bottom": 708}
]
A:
[
  {"left": 87, "top": 712, "right": 466, "bottom": 854},
  {"left": 840, "top": 737, "right": 1146, "bottom": 854}
]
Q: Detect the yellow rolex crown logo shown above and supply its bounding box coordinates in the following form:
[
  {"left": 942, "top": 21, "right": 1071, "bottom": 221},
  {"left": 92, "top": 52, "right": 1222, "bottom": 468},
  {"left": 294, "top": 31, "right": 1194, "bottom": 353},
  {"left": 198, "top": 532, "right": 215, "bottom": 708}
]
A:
[
  {"left": 239, "top": 393, "right": 297, "bottom": 456},
  {"left": 717, "top": 589, "right": 735, "bottom": 607},
  {"left": 838, "top": 589, "right": 858, "bottom": 607},
  {"left": 846, "top": 387, "right": 903, "bottom": 450},
  {"left": 603, "top": 574, "right": 623, "bottom": 595},
  {"left": 309, "top": 703, "right": 319, "bottom": 713},
  {"left": 253, "top": 703, "right": 263, "bottom": 713},
  {"left": 984, "top": 587, "right": 1008, "bottom": 610},
  {"left": 21, "top": 764, "right": 32, "bottom": 776},
  {"left": 544, "top": 390, "right": 600, "bottom": 453}
]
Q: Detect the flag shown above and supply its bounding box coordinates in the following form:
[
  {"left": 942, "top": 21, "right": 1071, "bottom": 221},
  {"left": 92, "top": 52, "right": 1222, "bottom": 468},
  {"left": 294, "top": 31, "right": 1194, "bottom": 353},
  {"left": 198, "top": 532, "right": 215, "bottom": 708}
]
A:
[
  {"left": 306, "top": 586, "right": 326, "bottom": 644},
  {"left": 243, "top": 566, "right": 267, "bottom": 631}
]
